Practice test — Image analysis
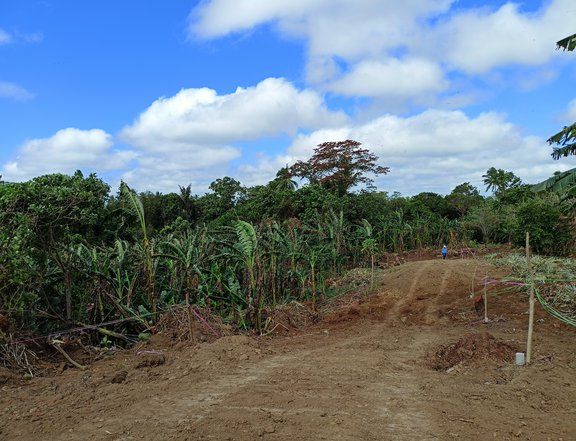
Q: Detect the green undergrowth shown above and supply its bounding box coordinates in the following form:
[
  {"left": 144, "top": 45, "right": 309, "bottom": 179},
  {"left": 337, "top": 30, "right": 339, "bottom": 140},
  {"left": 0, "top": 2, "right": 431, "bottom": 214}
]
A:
[{"left": 486, "top": 252, "right": 576, "bottom": 326}]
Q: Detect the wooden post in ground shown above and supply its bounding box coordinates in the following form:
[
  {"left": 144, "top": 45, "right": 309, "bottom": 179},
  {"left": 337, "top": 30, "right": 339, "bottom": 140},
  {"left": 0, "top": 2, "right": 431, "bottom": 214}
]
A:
[
  {"left": 526, "top": 232, "right": 535, "bottom": 364},
  {"left": 483, "top": 272, "right": 488, "bottom": 323}
]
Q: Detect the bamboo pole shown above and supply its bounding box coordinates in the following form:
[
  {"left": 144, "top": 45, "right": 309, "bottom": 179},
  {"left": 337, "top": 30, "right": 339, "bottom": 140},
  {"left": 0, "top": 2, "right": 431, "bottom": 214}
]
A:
[{"left": 526, "top": 232, "right": 535, "bottom": 364}]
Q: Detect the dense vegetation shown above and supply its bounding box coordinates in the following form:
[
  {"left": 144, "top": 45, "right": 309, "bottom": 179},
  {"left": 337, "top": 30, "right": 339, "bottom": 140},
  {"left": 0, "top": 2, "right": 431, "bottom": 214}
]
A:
[{"left": 0, "top": 139, "right": 574, "bottom": 342}]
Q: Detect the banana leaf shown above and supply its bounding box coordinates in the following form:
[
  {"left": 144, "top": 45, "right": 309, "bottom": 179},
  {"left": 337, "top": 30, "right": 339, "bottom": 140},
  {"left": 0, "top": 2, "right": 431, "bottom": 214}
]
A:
[{"left": 532, "top": 168, "right": 576, "bottom": 193}]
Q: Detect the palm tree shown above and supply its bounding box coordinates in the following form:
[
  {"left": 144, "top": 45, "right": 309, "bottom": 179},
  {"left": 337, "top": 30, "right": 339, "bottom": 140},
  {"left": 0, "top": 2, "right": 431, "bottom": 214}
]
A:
[
  {"left": 557, "top": 32, "right": 576, "bottom": 51},
  {"left": 161, "top": 229, "right": 206, "bottom": 302},
  {"left": 389, "top": 209, "right": 412, "bottom": 253},
  {"left": 178, "top": 184, "right": 196, "bottom": 222},
  {"left": 532, "top": 168, "right": 576, "bottom": 221},
  {"left": 482, "top": 167, "right": 521, "bottom": 196},
  {"left": 270, "top": 167, "right": 298, "bottom": 191}
]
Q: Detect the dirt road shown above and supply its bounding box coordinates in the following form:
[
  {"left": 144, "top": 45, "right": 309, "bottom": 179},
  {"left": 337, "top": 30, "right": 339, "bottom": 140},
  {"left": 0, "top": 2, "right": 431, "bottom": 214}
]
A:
[{"left": 1, "top": 259, "right": 575, "bottom": 440}]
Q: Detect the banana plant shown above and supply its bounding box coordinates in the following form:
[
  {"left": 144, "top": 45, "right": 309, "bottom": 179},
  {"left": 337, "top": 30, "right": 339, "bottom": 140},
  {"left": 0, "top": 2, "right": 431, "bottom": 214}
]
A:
[
  {"left": 261, "top": 220, "right": 283, "bottom": 307},
  {"left": 322, "top": 209, "right": 347, "bottom": 275},
  {"left": 283, "top": 220, "right": 305, "bottom": 274},
  {"left": 121, "top": 183, "right": 157, "bottom": 315},
  {"left": 411, "top": 213, "right": 431, "bottom": 250},
  {"left": 233, "top": 220, "right": 263, "bottom": 332},
  {"left": 389, "top": 209, "right": 412, "bottom": 253},
  {"left": 303, "top": 245, "right": 325, "bottom": 310},
  {"left": 358, "top": 219, "right": 376, "bottom": 288},
  {"left": 159, "top": 228, "right": 208, "bottom": 304},
  {"left": 75, "top": 240, "right": 142, "bottom": 327}
]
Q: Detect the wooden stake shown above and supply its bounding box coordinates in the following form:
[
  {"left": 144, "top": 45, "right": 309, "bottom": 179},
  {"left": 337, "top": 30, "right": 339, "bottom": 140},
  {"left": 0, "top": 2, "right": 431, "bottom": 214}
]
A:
[
  {"left": 483, "top": 272, "right": 488, "bottom": 323},
  {"left": 186, "top": 292, "right": 194, "bottom": 342},
  {"left": 526, "top": 232, "right": 535, "bottom": 364}
]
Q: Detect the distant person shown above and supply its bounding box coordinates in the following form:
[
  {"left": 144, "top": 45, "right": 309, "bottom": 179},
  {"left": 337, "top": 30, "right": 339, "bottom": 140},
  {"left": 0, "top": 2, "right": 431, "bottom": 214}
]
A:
[{"left": 441, "top": 244, "right": 448, "bottom": 260}]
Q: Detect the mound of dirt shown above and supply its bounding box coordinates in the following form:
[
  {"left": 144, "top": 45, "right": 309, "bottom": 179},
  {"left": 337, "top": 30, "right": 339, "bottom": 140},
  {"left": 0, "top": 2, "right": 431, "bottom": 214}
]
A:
[
  {"left": 155, "top": 306, "right": 233, "bottom": 343},
  {"left": 264, "top": 302, "right": 320, "bottom": 334},
  {"left": 428, "top": 332, "right": 519, "bottom": 371},
  {"left": 0, "top": 366, "right": 20, "bottom": 385}
]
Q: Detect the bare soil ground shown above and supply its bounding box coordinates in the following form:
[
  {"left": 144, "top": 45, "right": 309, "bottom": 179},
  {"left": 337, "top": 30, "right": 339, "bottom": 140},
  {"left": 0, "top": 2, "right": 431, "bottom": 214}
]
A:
[{"left": 1, "top": 258, "right": 575, "bottom": 441}]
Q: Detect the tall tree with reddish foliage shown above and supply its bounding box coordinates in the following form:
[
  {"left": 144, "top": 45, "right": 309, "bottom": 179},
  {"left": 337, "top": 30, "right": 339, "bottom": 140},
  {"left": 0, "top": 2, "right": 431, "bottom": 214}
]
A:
[{"left": 288, "top": 140, "right": 390, "bottom": 196}]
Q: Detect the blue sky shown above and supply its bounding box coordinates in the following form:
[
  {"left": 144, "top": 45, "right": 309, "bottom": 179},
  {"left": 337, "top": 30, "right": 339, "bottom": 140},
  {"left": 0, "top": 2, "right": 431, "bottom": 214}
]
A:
[{"left": 1, "top": 0, "right": 575, "bottom": 196}]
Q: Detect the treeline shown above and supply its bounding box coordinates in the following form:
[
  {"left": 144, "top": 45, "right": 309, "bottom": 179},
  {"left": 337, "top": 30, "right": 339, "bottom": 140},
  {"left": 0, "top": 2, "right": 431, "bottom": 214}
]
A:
[{"left": 0, "top": 145, "right": 572, "bottom": 338}]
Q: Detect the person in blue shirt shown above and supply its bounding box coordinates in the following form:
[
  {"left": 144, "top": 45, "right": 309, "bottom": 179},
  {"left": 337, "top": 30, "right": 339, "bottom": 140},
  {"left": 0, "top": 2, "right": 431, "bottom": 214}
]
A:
[{"left": 441, "top": 244, "right": 448, "bottom": 260}]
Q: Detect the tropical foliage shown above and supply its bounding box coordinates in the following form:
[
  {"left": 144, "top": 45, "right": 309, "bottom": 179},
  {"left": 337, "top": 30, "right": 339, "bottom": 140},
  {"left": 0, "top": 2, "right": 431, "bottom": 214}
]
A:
[
  {"left": 482, "top": 167, "right": 522, "bottom": 196},
  {"left": 0, "top": 144, "right": 574, "bottom": 342}
]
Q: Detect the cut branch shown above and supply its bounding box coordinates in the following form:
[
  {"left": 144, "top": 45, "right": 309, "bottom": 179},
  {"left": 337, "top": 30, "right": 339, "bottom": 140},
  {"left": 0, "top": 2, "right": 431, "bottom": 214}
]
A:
[{"left": 51, "top": 342, "right": 86, "bottom": 370}]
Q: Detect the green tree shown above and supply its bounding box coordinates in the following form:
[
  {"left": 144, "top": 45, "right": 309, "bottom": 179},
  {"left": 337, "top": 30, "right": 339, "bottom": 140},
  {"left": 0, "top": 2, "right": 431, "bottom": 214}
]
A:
[
  {"left": 409, "top": 192, "right": 448, "bottom": 218},
  {"left": 446, "top": 182, "right": 484, "bottom": 218},
  {"left": 463, "top": 200, "right": 502, "bottom": 243},
  {"left": 358, "top": 219, "right": 377, "bottom": 287},
  {"left": 233, "top": 185, "right": 290, "bottom": 223},
  {"left": 0, "top": 172, "right": 110, "bottom": 331},
  {"left": 512, "top": 196, "right": 569, "bottom": 254},
  {"left": 198, "top": 177, "right": 246, "bottom": 223}
]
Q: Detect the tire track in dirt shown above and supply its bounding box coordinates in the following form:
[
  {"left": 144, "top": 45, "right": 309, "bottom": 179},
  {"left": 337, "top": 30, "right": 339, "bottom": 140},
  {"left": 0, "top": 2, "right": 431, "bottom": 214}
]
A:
[
  {"left": 408, "top": 261, "right": 431, "bottom": 297},
  {"left": 387, "top": 260, "right": 457, "bottom": 325},
  {"left": 386, "top": 261, "right": 431, "bottom": 321},
  {"left": 439, "top": 265, "right": 451, "bottom": 296},
  {"left": 423, "top": 265, "right": 453, "bottom": 325}
]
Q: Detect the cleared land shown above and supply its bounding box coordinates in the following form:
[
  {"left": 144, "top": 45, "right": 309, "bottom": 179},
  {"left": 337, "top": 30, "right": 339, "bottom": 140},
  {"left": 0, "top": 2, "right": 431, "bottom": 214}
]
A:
[{"left": 1, "top": 258, "right": 575, "bottom": 441}]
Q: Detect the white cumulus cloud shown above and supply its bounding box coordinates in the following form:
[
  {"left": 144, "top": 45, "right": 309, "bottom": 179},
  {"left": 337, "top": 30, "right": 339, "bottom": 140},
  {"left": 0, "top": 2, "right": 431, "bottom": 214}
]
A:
[
  {"left": 236, "top": 108, "right": 568, "bottom": 195},
  {"left": 428, "top": 1, "right": 575, "bottom": 74},
  {"left": 189, "top": 0, "right": 576, "bottom": 101},
  {"left": 117, "top": 78, "right": 348, "bottom": 193},
  {"left": 329, "top": 58, "right": 448, "bottom": 98},
  {"left": 2, "top": 128, "right": 134, "bottom": 182},
  {"left": 121, "top": 77, "right": 347, "bottom": 149}
]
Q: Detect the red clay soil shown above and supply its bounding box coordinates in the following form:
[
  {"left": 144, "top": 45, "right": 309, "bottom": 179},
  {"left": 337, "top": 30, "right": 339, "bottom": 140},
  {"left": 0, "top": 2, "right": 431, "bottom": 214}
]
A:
[{"left": 1, "top": 258, "right": 575, "bottom": 441}]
